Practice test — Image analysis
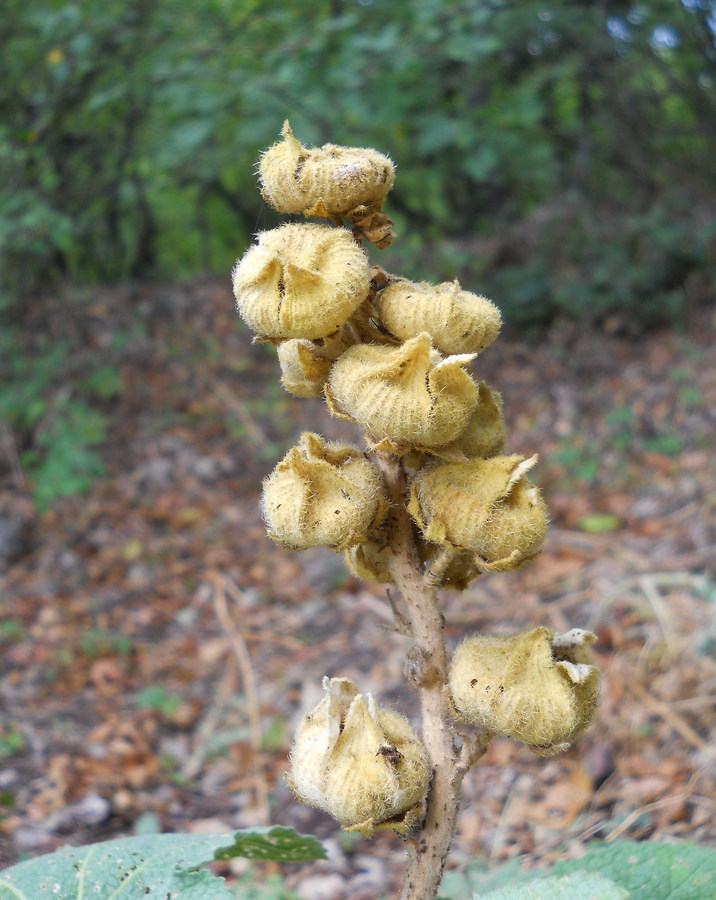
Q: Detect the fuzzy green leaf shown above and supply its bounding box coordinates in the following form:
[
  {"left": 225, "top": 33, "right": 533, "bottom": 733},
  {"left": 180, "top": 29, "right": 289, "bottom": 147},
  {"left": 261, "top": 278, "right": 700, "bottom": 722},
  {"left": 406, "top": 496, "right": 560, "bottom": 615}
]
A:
[
  {"left": 0, "top": 827, "right": 325, "bottom": 900},
  {"left": 552, "top": 841, "right": 716, "bottom": 900},
  {"left": 473, "top": 871, "right": 627, "bottom": 899}
]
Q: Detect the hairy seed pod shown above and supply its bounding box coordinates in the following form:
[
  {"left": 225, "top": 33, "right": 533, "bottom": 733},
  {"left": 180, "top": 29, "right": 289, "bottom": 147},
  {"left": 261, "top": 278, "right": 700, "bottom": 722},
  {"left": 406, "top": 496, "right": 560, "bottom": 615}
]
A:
[
  {"left": 374, "top": 279, "right": 501, "bottom": 356},
  {"left": 277, "top": 339, "right": 337, "bottom": 397},
  {"left": 423, "top": 545, "right": 483, "bottom": 591},
  {"left": 345, "top": 537, "right": 395, "bottom": 585},
  {"left": 233, "top": 223, "right": 370, "bottom": 340},
  {"left": 259, "top": 121, "right": 395, "bottom": 218},
  {"left": 451, "top": 382, "right": 505, "bottom": 459},
  {"left": 261, "top": 433, "right": 387, "bottom": 551},
  {"left": 449, "top": 627, "right": 600, "bottom": 753},
  {"left": 407, "top": 455, "right": 548, "bottom": 571},
  {"left": 326, "top": 333, "right": 478, "bottom": 452},
  {"left": 287, "top": 677, "right": 430, "bottom": 834}
]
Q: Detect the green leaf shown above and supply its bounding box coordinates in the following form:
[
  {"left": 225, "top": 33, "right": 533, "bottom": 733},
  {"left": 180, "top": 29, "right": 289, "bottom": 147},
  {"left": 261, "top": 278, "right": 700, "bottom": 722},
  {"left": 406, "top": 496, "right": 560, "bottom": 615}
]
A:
[
  {"left": 0, "top": 827, "right": 325, "bottom": 899},
  {"left": 212, "top": 826, "right": 326, "bottom": 862},
  {"left": 577, "top": 514, "right": 621, "bottom": 534},
  {"left": 473, "top": 871, "right": 627, "bottom": 899},
  {"left": 552, "top": 841, "right": 716, "bottom": 900}
]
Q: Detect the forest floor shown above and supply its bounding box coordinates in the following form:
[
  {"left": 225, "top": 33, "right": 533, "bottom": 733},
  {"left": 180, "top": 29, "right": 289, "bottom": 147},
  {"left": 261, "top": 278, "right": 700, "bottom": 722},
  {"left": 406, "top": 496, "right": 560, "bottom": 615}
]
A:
[{"left": 1, "top": 279, "right": 715, "bottom": 899}]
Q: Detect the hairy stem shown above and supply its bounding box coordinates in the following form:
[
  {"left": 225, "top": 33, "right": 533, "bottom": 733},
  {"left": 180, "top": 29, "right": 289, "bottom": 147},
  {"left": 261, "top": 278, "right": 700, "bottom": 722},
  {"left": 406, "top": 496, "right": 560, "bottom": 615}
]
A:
[{"left": 374, "top": 453, "right": 486, "bottom": 900}]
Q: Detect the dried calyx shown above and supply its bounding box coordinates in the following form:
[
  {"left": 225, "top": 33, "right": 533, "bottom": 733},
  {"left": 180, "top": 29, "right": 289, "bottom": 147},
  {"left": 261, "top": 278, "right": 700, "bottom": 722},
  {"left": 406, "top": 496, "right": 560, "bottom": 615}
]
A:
[
  {"left": 449, "top": 627, "right": 600, "bottom": 754},
  {"left": 287, "top": 677, "right": 430, "bottom": 834},
  {"left": 261, "top": 433, "right": 387, "bottom": 551},
  {"left": 374, "top": 278, "right": 501, "bottom": 356},
  {"left": 326, "top": 332, "right": 478, "bottom": 453},
  {"left": 408, "top": 455, "right": 549, "bottom": 572},
  {"left": 259, "top": 121, "right": 396, "bottom": 246},
  {"left": 232, "top": 223, "right": 371, "bottom": 340}
]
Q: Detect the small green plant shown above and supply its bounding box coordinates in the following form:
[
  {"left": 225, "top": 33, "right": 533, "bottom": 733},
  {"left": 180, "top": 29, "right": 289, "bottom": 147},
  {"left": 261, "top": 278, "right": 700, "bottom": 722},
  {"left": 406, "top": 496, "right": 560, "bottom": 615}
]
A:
[
  {"left": 0, "top": 327, "right": 115, "bottom": 510},
  {"left": 78, "top": 628, "right": 133, "bottom": 659},
  {"left": 136, "top": 685, "right": 182, "bottom": 718},
  {"left": 0, "top": 720, "right": 24, "bottom": 760},
  {"left": 0, "top": 619, "right": 25, "bottom": 643}
]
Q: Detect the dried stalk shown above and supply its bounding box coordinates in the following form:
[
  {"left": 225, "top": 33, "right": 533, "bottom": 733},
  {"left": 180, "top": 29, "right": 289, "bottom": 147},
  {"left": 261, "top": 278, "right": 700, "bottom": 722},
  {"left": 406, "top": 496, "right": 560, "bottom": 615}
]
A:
[{"left": 374, "top": 452, "right": 490, "bottom": 900}]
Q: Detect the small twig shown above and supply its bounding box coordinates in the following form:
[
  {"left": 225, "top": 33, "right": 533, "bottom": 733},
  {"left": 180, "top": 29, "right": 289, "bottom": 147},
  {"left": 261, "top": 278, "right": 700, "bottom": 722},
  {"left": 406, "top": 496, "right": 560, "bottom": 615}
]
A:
[
  {"left": 210, "top": 572, "right": 271, "bottom": 825},
  {"left": 488, "top": 773, "right": 532, "bottom": 864},
  {"left": 240, "top": 629, "right": 304, "bottom": 650},
  {"left": 385, "top": 587, "right": 414, "bottom": 636},
  {"left": 183, "top": 666, "right": 239, "bottom": 779},
  {"left": 604, "top": 793, "right": 690, "bottom": 842},
  {"left": 637, "top": 574, "right": 675, "bottom": 651},
  {"left": 456, "top": 729, "right": 493, "bottom": 775},
  {"left": 625, "top": 679, "right": 713, "bottom": 754},
  {"left": 424, "top": 546, "right": 458, "bottom": 587},
  {"left": 211, "top": 376, "right": 270, "bottom": 448},
  {"left": 0, "top": 420, "right": 26, "bottom": 490},
  {"left": 373, "top": 452, "right": 472, "bottom": 900}
]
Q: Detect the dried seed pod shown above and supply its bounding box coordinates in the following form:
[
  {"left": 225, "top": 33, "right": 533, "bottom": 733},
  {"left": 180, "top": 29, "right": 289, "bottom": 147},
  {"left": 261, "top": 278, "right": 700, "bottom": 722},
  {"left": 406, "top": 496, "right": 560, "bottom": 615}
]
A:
[
  {"left": 259, "top": 121, "right": 395, "bottom": 218},
  {"left": 277, "top": 338, "right": 341, "bottom": 397},
  {"left": 449, "top": 382, "right": 505, "bottom": 460},
  {"left": 287, "top": 677, "right": 430, "bottom": 834},
  {"left": 345, "top": 537, "right": 395, "bottom": 585},
  {"left": 408, "top": 455, "right": 548, "bottom": 571},
  {"left": 326, "top": 333, "right": 478, "bottom": 452},
  {"left": 449, "top": 627, "right": 600, "bottom": 753},
  {"left": 261, "top": 433, "right": 387, "bottom": 551},
  {"left": 233, "top": 223, "right": 370, "bottom": 340},
  {"left": 374, "top": 279, "right": 501, "bottom": 356},
  {"left": 423, "top": 545, "right": 482, "bottom": 591}
]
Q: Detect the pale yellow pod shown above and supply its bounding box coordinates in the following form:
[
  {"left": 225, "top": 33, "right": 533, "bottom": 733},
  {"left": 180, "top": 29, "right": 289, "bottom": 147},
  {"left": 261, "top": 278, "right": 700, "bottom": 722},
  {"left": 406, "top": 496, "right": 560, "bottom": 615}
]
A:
[
  {"left": 374, "top": 279, "right": 501, "bottom": 356},
  {"left": 449, "top": 627, "right": 599, "bottom": 753},
  {"left": 451, "top": 382, "right": 505, "bottom": 459},
  {"left": 232, "top": 223, "right": 371, "bottom": 339},
  {"left": 326, "top": 332, "right": 478, "bottom": 451},
  {"left": 287, "top": 677, "right": 429, "bottom": 834},
  {"left": 423, "top": 545, "right": 482, "bottom": 591},
  {"left": 277, "top": 339, "right": 335, "bottom": 397},
  {"left": 259, "top": 121, "right": 395, "bottom": 217},
  {"left": 261, "top": 433, "right": 387, "bottom": 551},
  {"left": 287, "top": 677, "right": 358, "bottom": 812},
  {"left": 408, "top": 454, "right": 548, "bottom": 570},
  {"left": 345, "top": 538, "right": 395, "bottom": 585}
]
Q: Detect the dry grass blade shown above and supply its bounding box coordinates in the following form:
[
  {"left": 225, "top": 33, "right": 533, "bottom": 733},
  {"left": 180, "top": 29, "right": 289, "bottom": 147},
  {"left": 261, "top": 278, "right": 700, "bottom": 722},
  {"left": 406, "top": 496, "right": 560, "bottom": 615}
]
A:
[
  {"left": 625, "top": 679, "right": 713, "bottom": 754},
  {"left": 210, "top": 571, "right": 271, "bottom": 826}
]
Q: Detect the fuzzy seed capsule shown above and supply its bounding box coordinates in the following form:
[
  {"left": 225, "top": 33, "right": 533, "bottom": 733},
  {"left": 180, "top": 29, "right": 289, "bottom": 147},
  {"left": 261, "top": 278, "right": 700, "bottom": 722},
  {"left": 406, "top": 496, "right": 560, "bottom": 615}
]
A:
[
  {"left": 345, "top": 537, "right": 395, "bottom": 585},
  {"left": 408, "top": 454, "right": 548, "bottom": 571},
  {"left": 261, "top": 433, "right": 387, "bottom": 551},
  {"left": 277, "top": 339, "right": 333, "bottom": 398},
  {"left": 375, "top": 279, "right": 502, "bottom": 356},
  {"left": 423, "top": 545, "right": 483, "bottom": 591},
  {"left": 326, "top": 332, "right": 478, "bottom": 452},
  {"left": 259, "top": 121, "right": 395, "bottom": 219},
  {"left": 450, "top": 382, "right": 505, "bottom": 460},
  {"left": 287, "top": 677, "right": 430, "bottom": 834},
  {"left": 449, "top": 627, "right": 600, "bottom": 753},
  {"left": 233, "top": 223, "right": 370, "bottom": 340}
]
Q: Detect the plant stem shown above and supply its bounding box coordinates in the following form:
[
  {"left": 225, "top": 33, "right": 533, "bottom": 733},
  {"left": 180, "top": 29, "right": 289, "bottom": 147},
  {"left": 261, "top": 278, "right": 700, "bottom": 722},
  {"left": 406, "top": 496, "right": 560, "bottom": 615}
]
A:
[{"left": 374, "top": 452, "right": 485, "bottom": 900}]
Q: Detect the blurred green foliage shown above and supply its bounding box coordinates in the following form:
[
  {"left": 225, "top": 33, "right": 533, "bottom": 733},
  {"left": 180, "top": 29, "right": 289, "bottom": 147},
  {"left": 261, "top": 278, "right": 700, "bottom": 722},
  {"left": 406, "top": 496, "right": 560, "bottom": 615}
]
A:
[
  {"left": 0, "top": 325, "right": 112, "bottom": 509},
  {"left": 1, "top": 0, "right": 715, "bottom": 328}
]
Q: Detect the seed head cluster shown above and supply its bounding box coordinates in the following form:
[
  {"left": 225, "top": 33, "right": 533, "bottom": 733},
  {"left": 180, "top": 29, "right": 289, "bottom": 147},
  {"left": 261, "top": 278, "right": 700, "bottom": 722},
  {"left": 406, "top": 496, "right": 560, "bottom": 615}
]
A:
[{"left": 232, "top": 124, "right": 599, "bottom": 832}]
